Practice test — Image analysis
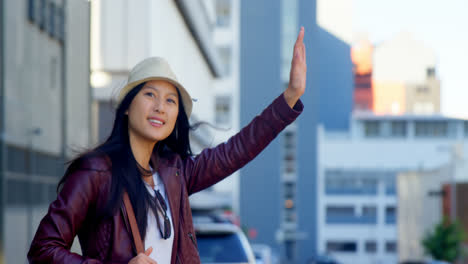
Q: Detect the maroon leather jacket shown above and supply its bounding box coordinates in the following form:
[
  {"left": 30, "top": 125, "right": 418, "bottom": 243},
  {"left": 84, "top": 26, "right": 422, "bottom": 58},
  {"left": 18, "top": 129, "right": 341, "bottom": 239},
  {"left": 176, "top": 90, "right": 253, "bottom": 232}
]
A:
[{"left": 27, "top": 94, "right": 303, "bottom": 264}]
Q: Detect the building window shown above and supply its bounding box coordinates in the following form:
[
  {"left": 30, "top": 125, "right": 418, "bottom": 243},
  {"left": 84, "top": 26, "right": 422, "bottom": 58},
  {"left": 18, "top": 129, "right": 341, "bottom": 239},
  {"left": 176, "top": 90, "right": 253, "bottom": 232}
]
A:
[
  {"left": 216, "top": 0, "right": 231, "bottom": 27},
  {"left": 364, "top": 121, "right": 380, "bottom": 137},
  {"left": 326, "top": 205, "right": 377, "bottom": 224},
  {"left": 415, "top": 121, "right": 448, "bottom": 138},
  {"left": 39, "top": 0, "right": 46, "bottom": 30},
  {"left": 365, "top": 241, "right": 377, "bottom": 253},
  {"left": 391, "top": 121, "right": 407, "bottom": 137},
  {"left": 416, "top": 86, "right": 429, "bottom": 94},
  {"left": 325, "top": 170, "right": 377, "bottom": 195},
  {"left": 427, "top": 67, "right": 436, "bottom": 78},
  {"left": 385, "top": 176, "right": 396, "bottom": 195},
  {"left": 28, "top": 0, "right": 36, "bottom": 22},
  {"left": 464, "top": 121, "right": 468, "bottom": 137},
  {"left": 362, "top": 206, "right": 377, "bottom": 223},
  {"left": 57, "top": 6, "right": 65, "bottom": 43},
  {"left": 215, "top": 95, "right": 231, "bottom": 125},
  {"left": 326, "top": 206, "right": 354, "bottom": 224},
  {"left": 385, "top": 206, "right": 396, "bottom": 224},
  {"left": 48, "top": 1, "right": 55, "bottom": 37},
  {"left": 385, "top": 241, "right": 397, "bottom": 253},
  {"left": 326, "top": 241, "right": 357, "bottom": 253},
  {"left": 218, "top": 46, "right": 232, "bottom": 75}
]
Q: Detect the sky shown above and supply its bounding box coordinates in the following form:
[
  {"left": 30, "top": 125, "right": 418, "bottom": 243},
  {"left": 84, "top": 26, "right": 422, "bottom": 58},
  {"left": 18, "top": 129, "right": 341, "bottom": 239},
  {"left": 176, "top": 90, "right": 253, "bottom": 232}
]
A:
[{"left": 353, "top": 0, "right": 468, "bottom": 117}]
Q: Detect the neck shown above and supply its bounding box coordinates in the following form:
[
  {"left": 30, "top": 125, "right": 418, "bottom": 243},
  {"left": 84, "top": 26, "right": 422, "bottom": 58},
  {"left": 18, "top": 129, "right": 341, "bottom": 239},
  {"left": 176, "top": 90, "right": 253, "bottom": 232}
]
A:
[{"left": 128, "top": 131, "right": 157, "bottom": 172}]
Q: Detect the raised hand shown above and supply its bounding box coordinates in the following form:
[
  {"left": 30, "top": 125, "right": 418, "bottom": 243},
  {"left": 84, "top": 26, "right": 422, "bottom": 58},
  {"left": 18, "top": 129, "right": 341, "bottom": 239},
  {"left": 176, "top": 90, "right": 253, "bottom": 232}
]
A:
[{"left": 284, "top": 26, "right": 307, "bottom": 108}]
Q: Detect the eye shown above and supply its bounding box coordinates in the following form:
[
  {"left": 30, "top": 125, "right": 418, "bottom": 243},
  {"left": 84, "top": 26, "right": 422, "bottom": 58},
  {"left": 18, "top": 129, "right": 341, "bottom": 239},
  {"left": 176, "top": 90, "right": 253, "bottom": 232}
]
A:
[
  {"left": 145, "top": 92, "right": 155, "bottom": 98},
  {"left": 167, "top": 98, "right": 177, "bottom": 104}
]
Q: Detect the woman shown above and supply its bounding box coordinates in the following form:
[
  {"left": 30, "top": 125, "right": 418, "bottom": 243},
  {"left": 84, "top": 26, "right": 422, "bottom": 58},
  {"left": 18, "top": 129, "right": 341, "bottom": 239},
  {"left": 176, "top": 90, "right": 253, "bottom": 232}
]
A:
[{"left": 28, "top": 27, "right": 307, "bottom": 264}]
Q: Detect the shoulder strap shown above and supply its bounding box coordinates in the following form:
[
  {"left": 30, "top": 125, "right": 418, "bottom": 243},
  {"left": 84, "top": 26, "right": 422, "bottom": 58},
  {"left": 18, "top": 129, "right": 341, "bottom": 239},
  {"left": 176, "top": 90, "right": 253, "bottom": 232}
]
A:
[{"left": 123, "top": 191, "right": 144, "bottom": 254}]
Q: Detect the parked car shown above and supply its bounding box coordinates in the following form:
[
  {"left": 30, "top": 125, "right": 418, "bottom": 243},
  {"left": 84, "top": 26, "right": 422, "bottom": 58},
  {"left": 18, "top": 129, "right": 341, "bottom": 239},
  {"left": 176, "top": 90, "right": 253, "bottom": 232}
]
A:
[
  {"left": 251, "top": 244, "right": 273, "bottom": 264},
  {"left": 195, "top": 222, "right": 256, "bottom": 264},
  {"left": 307, "top": 254, "right": 340, "bottom": 264}
]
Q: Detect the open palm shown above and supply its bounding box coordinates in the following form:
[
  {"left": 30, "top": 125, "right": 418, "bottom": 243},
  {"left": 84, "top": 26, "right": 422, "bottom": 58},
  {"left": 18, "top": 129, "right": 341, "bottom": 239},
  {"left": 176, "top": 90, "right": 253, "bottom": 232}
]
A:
[{"left": 284, "top": 27, "right": 307, "bottom": 108}]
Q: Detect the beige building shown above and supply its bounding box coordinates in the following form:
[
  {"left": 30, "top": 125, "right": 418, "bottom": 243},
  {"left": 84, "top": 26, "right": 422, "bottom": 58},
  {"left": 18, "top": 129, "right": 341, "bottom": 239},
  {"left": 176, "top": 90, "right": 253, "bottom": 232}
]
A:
[{"left": 373, "top": 32, "right": 440, "bottom": 115}]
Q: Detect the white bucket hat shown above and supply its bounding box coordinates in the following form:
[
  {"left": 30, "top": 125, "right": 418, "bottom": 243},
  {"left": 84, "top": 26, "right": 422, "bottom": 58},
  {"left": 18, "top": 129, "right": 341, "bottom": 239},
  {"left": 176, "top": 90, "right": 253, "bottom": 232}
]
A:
[{"left": 117, "top": 57, "right": 193, "bottom": 117}]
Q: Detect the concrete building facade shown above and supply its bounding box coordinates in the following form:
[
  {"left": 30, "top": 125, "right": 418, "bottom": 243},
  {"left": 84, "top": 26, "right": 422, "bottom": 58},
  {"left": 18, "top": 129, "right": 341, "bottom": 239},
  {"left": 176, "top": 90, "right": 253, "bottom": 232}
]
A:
[
  {"left": 318, "top": 113, "right": 468, "bottom": 264},
  {"left": 0, "top": 0, "right": 91, "bottom": 262}
]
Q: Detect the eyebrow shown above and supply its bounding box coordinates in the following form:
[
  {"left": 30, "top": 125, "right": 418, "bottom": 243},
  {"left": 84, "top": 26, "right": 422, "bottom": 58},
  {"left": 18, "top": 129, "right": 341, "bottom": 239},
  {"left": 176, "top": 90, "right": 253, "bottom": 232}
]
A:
[{"left": 144, "top": 86, "right": 178, "bottom": 98}]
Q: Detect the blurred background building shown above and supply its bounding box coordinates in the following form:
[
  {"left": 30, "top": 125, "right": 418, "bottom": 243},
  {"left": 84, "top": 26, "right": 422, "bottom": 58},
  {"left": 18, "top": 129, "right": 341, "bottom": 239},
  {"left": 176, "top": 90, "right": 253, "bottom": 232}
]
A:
[
  {"left": 373, "top": 32, "right": 440, "bottom": 115},
  {"left": 0, "top": 0, "right": 91, "bottom": 263},
  {"left": 318, "top": 113, "right": 468, "bottom": 264},
  {"left": 240, "top": 0, "right": 353, "bottom": 263}
]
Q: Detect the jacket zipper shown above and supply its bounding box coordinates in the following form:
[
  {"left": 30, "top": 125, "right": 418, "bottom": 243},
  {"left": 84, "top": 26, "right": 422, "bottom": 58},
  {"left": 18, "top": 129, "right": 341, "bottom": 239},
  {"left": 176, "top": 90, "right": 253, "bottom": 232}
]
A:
[
  {"left": 188, "top": 232, "right": 196, "bottom": 247},
  {"left": 176, "top": 254, "right": 183, "bottom": 264}
]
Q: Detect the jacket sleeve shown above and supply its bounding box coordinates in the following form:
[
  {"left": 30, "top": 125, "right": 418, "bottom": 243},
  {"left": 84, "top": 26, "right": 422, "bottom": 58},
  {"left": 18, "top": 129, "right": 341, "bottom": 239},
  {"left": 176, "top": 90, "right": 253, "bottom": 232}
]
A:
[
  {"left": 183, "top": 93, "right": 303, "bottom": 195},
  {"left": 27, "top": 168, "right": 105, "bottom": 264}
]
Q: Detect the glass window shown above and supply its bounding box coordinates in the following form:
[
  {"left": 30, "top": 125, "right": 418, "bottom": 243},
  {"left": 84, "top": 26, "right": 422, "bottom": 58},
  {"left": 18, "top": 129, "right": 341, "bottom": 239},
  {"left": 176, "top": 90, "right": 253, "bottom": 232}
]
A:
[
  {"left": 416, "top": 86, "right": 429, "bottom": 94},
  {"left": 385, "top": 241, "right": 397, "bottom": 253},
  {"left": 464, "top": 121, "right": 468, "bottom": 137},
  {"left": 365, "top": 241, "right": 377, "bottom": 253},
  {"left": 364, "top": 121, "right": 380, "bottom": 137},
  {"left": 48, "top": 2, "right": 55, "bottom": 37},
  {"left": 28, "top": 0, "right": 36, "bottom": 22},
  {"left": 385, "top": 206, "right": 396, "bottom": 224},
  {"left": 217, "top": 46, "right": 231, "bottom": 75},
  {"left": 391, "top": 121, "right": 407, "bottom": 137},
  {"left": 197, "top": 233, "right": 249, "bottom": 263},
  {"left": 57, "top": 7, "right": 65, "bottom": 43},
  {"left": 216, "top": 0, "right": 231, "bottom": 27},
  {"left": 415, "top": 121, "right": 448, "bottom": 138},
  {"left": 362, "top": 206, "right": 377, "bottom": 223},
  {"left": 284, "top": 182, "right": 294, "bottom": 199},
  {"left": 39, "top": 0, "right": 46, "bottom": 30},
  {"left": 326, "top": 241, "right": 357, "bottom": 253},
  {"left": 215, "top": 96, "right": 231, "bottom": 125},
  {"left": 427, "top": 67, "right": 436, "bottom": 78},
  {"left": 325, "top": 170, "right": 377, "bottom": 195}
]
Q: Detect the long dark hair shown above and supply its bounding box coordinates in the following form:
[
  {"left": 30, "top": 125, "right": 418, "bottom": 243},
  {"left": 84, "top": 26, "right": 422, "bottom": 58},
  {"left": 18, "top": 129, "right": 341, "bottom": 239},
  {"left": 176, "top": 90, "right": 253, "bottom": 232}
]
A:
[{"left": 58, "top": 82, "right": 193, "bottom": 239}]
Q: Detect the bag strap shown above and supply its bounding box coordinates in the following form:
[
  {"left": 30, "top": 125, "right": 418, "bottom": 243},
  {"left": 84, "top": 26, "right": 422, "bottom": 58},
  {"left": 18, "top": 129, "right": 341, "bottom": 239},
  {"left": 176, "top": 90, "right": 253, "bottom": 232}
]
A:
[{"left": 123, "top": 191, "right": 144, "bottom": 254}]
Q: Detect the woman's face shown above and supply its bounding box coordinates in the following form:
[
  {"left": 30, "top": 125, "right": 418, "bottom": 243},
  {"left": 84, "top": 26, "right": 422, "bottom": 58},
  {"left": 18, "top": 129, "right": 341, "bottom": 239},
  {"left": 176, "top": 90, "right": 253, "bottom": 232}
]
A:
[{"left": 127, "top": 80, "right": 179, "bottom": 144}]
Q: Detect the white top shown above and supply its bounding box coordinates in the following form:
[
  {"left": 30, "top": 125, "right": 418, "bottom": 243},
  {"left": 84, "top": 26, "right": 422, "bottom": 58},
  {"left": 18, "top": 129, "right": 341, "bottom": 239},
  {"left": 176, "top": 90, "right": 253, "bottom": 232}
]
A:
[{"left": 144, "top": 171, "right": 174, "bottom": 264}]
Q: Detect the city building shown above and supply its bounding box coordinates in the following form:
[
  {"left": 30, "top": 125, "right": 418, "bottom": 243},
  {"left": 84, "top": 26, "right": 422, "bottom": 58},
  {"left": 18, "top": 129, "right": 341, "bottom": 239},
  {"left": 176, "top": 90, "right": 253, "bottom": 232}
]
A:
[
  {"left": 240, "top": 0, "right": 353, "bottom": 262},
  {"left": 204, "top": 0, "right": 242, "bottom": 214},
  {"left": 0, "top": 0, "right": 91, "bottom": 262},
  {"left": 373, "top": 32, "right": 440, "bottom": 115},
  {"left": 351, "top": 36, "right": 373, "bottom": 111},
  {"left": 317, "top": 113, "right": 468, "bottom": 264}
]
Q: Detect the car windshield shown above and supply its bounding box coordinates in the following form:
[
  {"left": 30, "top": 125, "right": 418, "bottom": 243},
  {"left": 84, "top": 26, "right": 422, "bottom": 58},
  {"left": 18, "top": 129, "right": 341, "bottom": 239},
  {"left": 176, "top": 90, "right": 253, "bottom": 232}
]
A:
[{"left": 197, "top": 233, "right": 249, "bottom": 263}]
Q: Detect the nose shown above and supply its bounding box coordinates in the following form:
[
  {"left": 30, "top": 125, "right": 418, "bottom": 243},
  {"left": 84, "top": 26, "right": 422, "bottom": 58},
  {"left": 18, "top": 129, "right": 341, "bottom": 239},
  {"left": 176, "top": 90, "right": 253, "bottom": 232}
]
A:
[{"left": 153, "top": 98, "right": 165, "bottom": 113}]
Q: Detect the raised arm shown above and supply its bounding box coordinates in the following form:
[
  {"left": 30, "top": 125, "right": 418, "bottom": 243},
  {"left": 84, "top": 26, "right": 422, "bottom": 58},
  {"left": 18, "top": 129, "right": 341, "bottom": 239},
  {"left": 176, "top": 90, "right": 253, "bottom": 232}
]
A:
[{"left": 183, "top": 27, "right": 307, "bottom": 195}]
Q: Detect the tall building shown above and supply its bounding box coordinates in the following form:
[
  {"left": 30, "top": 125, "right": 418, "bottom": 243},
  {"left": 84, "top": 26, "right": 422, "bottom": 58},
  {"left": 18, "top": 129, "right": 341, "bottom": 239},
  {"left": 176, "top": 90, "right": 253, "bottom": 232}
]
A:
[
  {"left": 352, "top": 37, "right": 374, "bottom": 111},
  {"left": 317, "top": 113, "right": 468, "bottom": 264},
  {"left": 373, "top": 32, "right": 440, "bottom": 115},
  {"left": 239, "top": 0, "right": 353, "bottom": 262},
  {"left": 207, "top": 0, "right": 242, "bottom": 214},
  {"left": 0, "top": 0, "right": 91, "bottom": 262}
]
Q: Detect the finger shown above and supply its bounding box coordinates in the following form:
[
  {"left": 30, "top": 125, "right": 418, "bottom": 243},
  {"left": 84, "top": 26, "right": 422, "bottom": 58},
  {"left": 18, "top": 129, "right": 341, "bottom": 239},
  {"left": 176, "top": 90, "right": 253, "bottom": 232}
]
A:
[
  {"left": 145, "top": 247, "right": 153, "bottom": 256},
  {"left": 296, "top": 26, "right": 304, "bottom": 44}
]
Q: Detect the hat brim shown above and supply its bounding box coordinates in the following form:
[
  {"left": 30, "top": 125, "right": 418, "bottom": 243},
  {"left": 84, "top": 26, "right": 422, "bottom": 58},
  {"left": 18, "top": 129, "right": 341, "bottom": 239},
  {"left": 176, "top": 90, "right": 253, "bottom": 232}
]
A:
[{"left": 118, "top": 77, "right": 193, "bottom": 118}]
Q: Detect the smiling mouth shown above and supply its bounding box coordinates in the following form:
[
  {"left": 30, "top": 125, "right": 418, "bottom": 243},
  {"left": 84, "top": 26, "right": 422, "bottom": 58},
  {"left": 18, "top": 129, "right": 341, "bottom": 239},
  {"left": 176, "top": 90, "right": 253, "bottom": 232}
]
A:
[{"left": 148, "top": 119, "right": 164, "bottom": 125}]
